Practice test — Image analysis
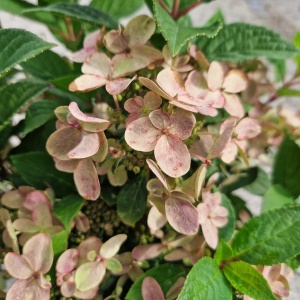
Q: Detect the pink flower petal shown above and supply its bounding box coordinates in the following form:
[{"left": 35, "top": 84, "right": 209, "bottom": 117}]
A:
[
  {"left": 61, "top": 281, "right": 76, "bottom": 297},
  {"left": 46, "top": 127, "right": 81, "bottom": 160},
  {"left": 69, "top": 74, "right": 108, "bottom": 93},
  {"left": 1, "top": 190, "right": 23, "bottom": 209},
  {"left": 169, "top": 109, "right": 196, "bottom": 140},
  {"left": 75, "top": 261, "right": 106, "bottom": 291},
  {"left": 22, "top": 233, "right": 53, "bottom": 274},
  {"left": 132, "top": 244, "right": 165, "bottom": 261},
  {"left": 204, "top": 90, "right": 225, "bottom": 108},
  {"left": 124, "top": 96, "right": 144, "bottom": 113},
  {"left": 6, "top": 279, "right": 27, "bottom": 300},
  {"left": 142, "top": 277, "right": 165, "bottom": 300},
  {"left": 54, "top": 158, "right": 79, "bottom": 173},
  {"left": 106, "top": 77, "right": 134, "bottom": 95},
  {"left": 146, "top": 160, "right": 170, "bottom": 192},
  {"left": 189, "top": 134, "right": 214, "bottom": 161},
  {"left": 4, "top": 253, "right": 34, "bottom": 279},
  {"left": 149, "top": 109, "right": 171, "bottom": 130},
  {"left": 104, "top": 30, "right": 128, "bottom": 54},
  {"left": 235, "top": 117, "right": 261, "bottom": 140},
  {"left": 91, "top": 131, "right": 108, "bottom": 162},
  {"left": 139, "top": 77, "right": 173, "bottom": 101},
  {"left": 78, "top": 237, "right": 102, "bottom": 260},
  {"left": 73, "top": 286, "right": 98, "bottom": 299},
  {"left": 13, "top": 219, "right": 39, "bottom": 233},
  {"left": 82, "top": 52, "right": 111, "bottom": 78},
  {"left": 211, "top": 216, "right": 228, "bottom": 228},
  {"left": 165, "top": 196, "right": 199, "bottom": 235},
  {"left": 56, "top": 249, "right": 79, "bottom": 274},
  {"left": 222, "top": 69, "right": 248, "bottom": 93},
  {"left": 74, "top": 212, "right": 90, "bottom": 233},
  {"left": 144, "top": 92, "right": 162, "bottom": 110},
  {"left": 201, "top": 221, "right": 218, "bottom": 249},
  {"left": 71, "top": 48, "right": 95, "bottom": 64},
  {"left": 74, "top": 158, "right": 100, "bottom": 200},
  {"left": 197, "top": 203, "right": 209, "bottom": 224},
  {"left": 271, "top": 281, "right": 289, "bottom": 297},
  {"left": 125, "top": 117, "right": 161, "bottom": 152},
  {"left": 68, "top": 102, "right": 110, "bottom": 132},
  {"left": 207, "top": 61, "right": 228, "bottom": 91},
  {"left": 221, "top": 140, "right": 238, "bottom": 164},
  {"left": 223, "top": 93, "right": 245, "bottom": 118},
  {"left": 185, "top": 70, "right": 207, "bottom": 99},
  {"left": 147, "top": 206, "right": 167, "bottom": 232},
  {"left": 67, "top": 131, "right": 100, "bottom": 159},
  {"left": 155, "top": 135, "right": 190, "bottom": 178},
  {"left": 164, "top": 249, "right": 189, "bottom": 261},
  {"left": 100, "top": 234, "right": 127, "bottom": 259},
  {"left": 31, "top": 202, "right": 53, "bottom": 228}
]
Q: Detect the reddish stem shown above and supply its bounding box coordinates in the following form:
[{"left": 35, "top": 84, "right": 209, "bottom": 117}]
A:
[
  {"left": 172, "top": 0, "right": 180, "bottom": 19},
  {"left": 157, "top": 0, "right": 170, "bottom": 14},
  {"left": 175, "top": 0, "right": 202, "bottom": 20}
]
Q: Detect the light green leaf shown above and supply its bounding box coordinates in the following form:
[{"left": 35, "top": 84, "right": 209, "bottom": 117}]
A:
[
  {"left": 273, "top": 134, "right": 300, "bottom": 198},
  {"left": 26, "top": 3, "right": 118, "bottom": 29},
  {"left": 117, "top": 175, "right": 147, "bottom": 226},
  {"left": 0, "top": 79, "right": 48, "bottom": 132},
  {"left": 214, "top": 240, "right": 233, "bottom": 264},
  {"left": 126, "top": 264, "right": 185, "bottom": 300},
  {"left": 23, "top": 100, "right": 67, "bottom": 135},
  {"left": 53, "top": 195, "right": 84, "bottom": 232},
  {"left": 0, "top": 29, "right": 55, "bottom": 78},
  {"left": 219, "top": 194, "right": 236, "bottom": 241},
  {"left": 21, "top": 50, "right": 72, "bottom": 80},
  {"left": 232, "top": 205, "right": 300, "bottom": 265},
  {"left": 277, "top": 88, "right": 300, "bottom": 96},
  {"left": 201, "top": 23, "right": 300, "bottom": 62},
  {"left": 244, "top": 167, "right": 271, "bottom": 196},
  {"left": 224, "top": 261, "right": 276, "bottom": 300},
  {"left": 52, "top": 230, "right": 69, "bottom": 257},
  {"left": 177, "top": 257, "right": 232, "bottom": 300},
  {"left": 90, "top": 0, "right": 144, "bottom": 20},
  {"left": 105, "top": 257, "right": 122, "bottom": 272},
  {"left": 153, "top": 0, "right": 222, "bottom": 56},
  {"left": 262, "top": 184, "right": 294, "bottom": 212},
  {"left": 10, "top": 151, "right": 76, "bottom": 198}
]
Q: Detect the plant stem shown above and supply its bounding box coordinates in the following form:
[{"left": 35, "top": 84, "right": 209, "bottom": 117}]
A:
[
  {"left": 172, "top": 0, "right": 180, "bottom": 19},
  {"left": 157, "top": 0, "right": 170, "bottom": 14},
  {"left": 175, "top": 0, "right": 202, "bottom": 20}
]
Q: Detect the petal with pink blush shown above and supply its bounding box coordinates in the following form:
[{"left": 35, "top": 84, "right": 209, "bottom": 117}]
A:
[
  {"left": 1, "top": 191, "right": 23, "bottom": 209},
  {"left": 4, "top": 253, "right": 33, "bottom": 279},
  {"left": 22, "top": 233, "right": 53, "bottom": 274},
  {"left": 124, "top": 96, "right": 144, "bottom": 113},
  {"left": 61, "top": 281, "right": 76, "bottom": 297},
  {"left": 139, "top": 77, "right": 173, "bottom": 101},
  {"left": 142, "top": 277, "right": 165, "bottom": 300},
  {"left": 165, "top": 196, "right": 199, "bottom": 235},
  {"left": 155, "top": 135, "right": 190, "bottom": 178},
  {"left": 91, "top": 131, "right": 108, "bottom": 162},
  {"left": 132, "top": 244, "right": 165, "bottom": 261},
  {"left": 222, "top": 69, "right": 248, "bottom": 93},
  {"left": 196, "top": 106, "right": 218, "bottom": 117},
  {"left": 71, "top": 48, "right": 95, "bottom": 64},
  {"left": 125, "top": 117, "right": 160, "bottom": 152},
  {"left": 144, "top": 92, "right": 162, "bottom": 110},
  {"left": 147, "top": 206, "right": 167, "bottom": 232},
  {"left": 169, "top": 109, "right": 196, "bottom": 140},
  {"left": 56, "top": 249, "right": 79, "bottom": 274},
  {"left": 67, "top": 131, "right": 99, "bottom": 159},
  {"left": 157, "top": 68, "right": 184, "bottom": 98},
  {"left": 164, "top": 248, "right": 189, "bottom": 261},
  {"left": 106, "top": 77, "right": 134, "bottom": 95},
  {"left": 100, "top": 234, "right": 127, "bottom": 259},
  {"left": 211, "top": 216, "right": 228, "bottom": 227},
  {"left": 78, "top": 237, "right": 102, "bottom": 260},
  {"left": 31, "top": 203, "right": 53, "bottom": 228},
  {"left": 197, "top": 203, "right": 209, "bottom": 224},
  {"left": 202, "top": 221, "right": 218, "bottom": 249},
  {"left": 82, "top": 52, "right": 111, "bottom": 77},
  {"left": 69, "top": 74, "right": 108, "bottom": 93},
  {"left": 6, "top": 279, "right": 27, "bottom": 300},
  {"left": 204, "top": 90, "right": 225, "bottom": 108},
  {"left": 235, "top": 117, "right": 261, "bottom": 140},
  {"left": 185, "top": 70, "right": 207, "bottom": 98},
  {"left": 46, "top": 127, "right": 81, "bottom": 160},
  {"left": 223, "top": 93, "right": 245, "bottom": 118},
  {"left": 169, "top": 100, "right": 198, "bottom": 113},
  {"left": 13, "top": 219, "right": 39, "bottom": 233},
  {"left": 207, "top": 61, "right": 228, "bottom": 91},
  {"left": 54, "top": 158, "right": 79, "bottom": 173},
  {"left": 271, "top": 281, "right": 289, "bottom": 297},
  {"left": 104, "top": 30, "right": 128, "bottom": 54},
  {"left": 189, "top": 135, "right": 214, "bottom": 160},
  {"left": 221, "top": 140, "right": 238, "bottom": 164},
  {"left": 149, "top": 109, "right": 171, "bottom": 129},
  {"left": 73, "top": 286, "right": 98, "bottom": 299},
  {"left": 262, "top": 265, "right": 281, "bottom": 283}
]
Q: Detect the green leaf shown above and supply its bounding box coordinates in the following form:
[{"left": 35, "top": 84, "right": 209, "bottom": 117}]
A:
[
  {"left": 243, "top": 167, "right": 271, "bottom": 196},
  {"left": 52, "top": 230, "right": 68, "bottom": 257},
  {"left": 10, "top": 151, "right": 76, "bottom": 198},
  {"left": 0, "top": 29, "right": 55, "bottom": 78},
  {"left": 262, "top": 184, "right": 294, "bottom": 212},
  {"left": 90, "top": 0, "right": 144, "bottom": 20},
  {"left": 218, "top": 194, "right": 236, "bottom": 241},
  {"left": 53, "top": 195, "right": 84, "bottom": 232},
  {"left": 21, "top": 50, "right": 72, "bottom": 80},
  {"left": 117, "top": 175, "right": 147, "bottom": 226},
  {"left": 26, "top": 3, "right": 118, "bottom": 29},
  {"left": 273, "top": 134, "right": 300, "bottom": 198},
  {"left": 277, "top": 87, "right": 300, "bottom": 96},
  {"left": 177, "top": 257, "right": 232, "bottom": 300},
  {"left": 223, "top": 261, "right": 276, "bottom": 300},
  {"left": 201, "top": 23, "right": 300, "bottom": 62},
  {"left": 126, "top": 264, "right": 185, "bottom": 300},
  {"left": 0, "top": 79, "right": 48, "bottom": 132},
  {"left": 23, "top": 100, "right": 67, "bottom": 135},
  {"left": 285, "top": 254, "right": 300, "bottom": 271},
  {"left": 153, "top": 0, "right": 222, "bottom": 56},
  {"left": 214, "top": 240, "right": 233, "bottom": 264},
  {"left": 232, "top": 205, "right": 300, "bottom": 265}
]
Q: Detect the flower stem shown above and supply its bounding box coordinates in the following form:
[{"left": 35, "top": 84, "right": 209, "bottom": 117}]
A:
[{"left": 175, "top": 0, "right": 202, "bottom": 20}]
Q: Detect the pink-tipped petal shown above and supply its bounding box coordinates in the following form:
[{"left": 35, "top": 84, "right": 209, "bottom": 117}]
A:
[
  {"left": 4, "top": 253, "right": 34, "bottom": 279},
  {"left": 147, "top": 206, "right": 167, "bottom": 232},
  {"left": 69, "top": 74, "right": 108, "bottom": 93},
  {"left": 74, "top": 158, "right": 100, "bottom": 200},
  {"left": 146, "top": 159, "right": 170, "bottom": 191},
  {"left": 139, "top": 77, "right": 173, "bottom": 101},
  {"left": 202, "top": 221, "right": 218, "bottom": 249},
  {"left": 106, "top": 78, "right": 134, "bottom": 95},
  {"left": 82, "top": 52, "right": 111, "bottom": 77},
  {"left": 235, "top": 117, "right": 261, "bottom": 140},
  {"left": 185, "top": 70, "right": 207, "bottom": 98},
  {"left": 142, "top": 277, "right": 165, "bottom": 300},
  {"left": 157, "top": 68, "right": 184, "bottom": 98},
  {"left": 56, "top": 249, "right": 79, "bottom": 274},
  {"left": 125, "top": 117, "right": 160, "bottom": 152},
  {"left": 207, "top": 61, "right": 228, "bottom": 91},
  {"left": 132, "top": 244, "right": 165, "bottom": 261},
  {"left": 155, "top": 135, "right": 190, "bottom": 178},
  {"left": 1, "top": 191, "right": 23, "bottom": 209},
  {"left": 223, "top": 93, "right": 245, "bottom": 118},
  {"left": 78, "top": 237, "right": 102, "bottom": 260},
  {"left": 223, "top": 69, "right": 248, "bottom": 93},
  {"left": 149, "top": 109, "right": 171, "bottom": 130},
  {"left": 100, "top": 234, "right": 127, "bottom": 259},
  {"left": 165, "top": 197, "right": 199, "bottom": 235}
]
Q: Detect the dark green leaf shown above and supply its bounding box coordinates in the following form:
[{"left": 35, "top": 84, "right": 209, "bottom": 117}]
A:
[
  {"left": 262, "top": 184, "right": 294, "bottom": 212},
  {"left": 126, "top": 264, "right": 185, "bottom": 300},
  {"left": 26, "top": 3, "right": 118, "bottom": 29},
  {"left": 0, "top": 80, "right": 48, "bottom": 132},
  {"left": 224, "top": 261, "right": 276, "bottom": 300},
  {"left": 153, "top": 0, "right": 222, "bottom": 56},
  {"left": 273, "top": 134, "right": 300, "bottom": 198},
  {"left": 232, "top": 205, "right": 300, "bottom": 265},
  {"left": 90, "top": 0, "right": 144, "bottom": 20},
  {"left": 200, "top": 23, "right": 300, "bottom": 62},
  {"left": 21, "top": 50, "right": 72, "bottom": 80},
  {"left": 285, "top": 254, "right": 300, "bottom": 271},
  {"left": 117, "top": 175, "right": 147, "bottom": 226},
  {"left": 243, "top": 167, "right": 271, "bottom": 196},
  {"left": 177, "top": 257, "right": 232, "bottom": 300},
  {"left": 53, "top": 195, "right": 84, "bottom": 232},
  {"left": 10, "top": 151, "right": 76, "bottom": 197},
  {"left": 23, "top": 100, "right": 67, "bottom": 134},
  {"left": 214, "top": 240, "right": 233, "bottom": 264},
  {"left": 219, "top": 194, "right": 235, "bottom": 241},
  {"left": 0, "top": 29, "right": 55, "bottom": 78}
]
